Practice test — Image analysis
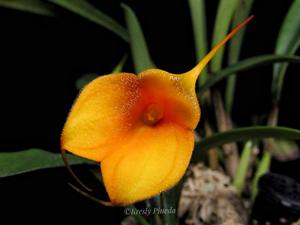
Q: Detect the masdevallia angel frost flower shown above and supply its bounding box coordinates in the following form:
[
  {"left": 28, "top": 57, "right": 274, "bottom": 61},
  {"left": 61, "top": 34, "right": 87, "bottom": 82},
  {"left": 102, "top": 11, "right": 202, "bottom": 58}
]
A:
[{"left": 61, "top": 16, "right": 253, "bottom": 206}]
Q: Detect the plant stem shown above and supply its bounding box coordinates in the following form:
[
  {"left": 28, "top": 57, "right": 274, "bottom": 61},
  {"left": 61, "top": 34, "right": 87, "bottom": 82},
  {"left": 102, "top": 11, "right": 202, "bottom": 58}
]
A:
[
  {"left": 212, "top": 90, "right": 239, "bottom": 178},
  {"left": 205, "top": 121, "right": 219, "bottom": 170}
]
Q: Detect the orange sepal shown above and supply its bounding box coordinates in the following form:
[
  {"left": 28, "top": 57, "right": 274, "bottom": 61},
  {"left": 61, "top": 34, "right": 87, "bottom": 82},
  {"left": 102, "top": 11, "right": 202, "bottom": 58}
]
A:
[
  {"left": 61, "top": 73, "right": 141, "bottom": 161},
  {"left": 101, "top": 122, "right": 194, "bottom": 205}
]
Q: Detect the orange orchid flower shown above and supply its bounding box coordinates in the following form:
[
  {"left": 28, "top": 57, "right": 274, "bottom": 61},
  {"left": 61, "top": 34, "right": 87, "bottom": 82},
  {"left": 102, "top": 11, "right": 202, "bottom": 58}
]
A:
[{"left": 61, "top": 16, "right": 253, "bottom": 206}]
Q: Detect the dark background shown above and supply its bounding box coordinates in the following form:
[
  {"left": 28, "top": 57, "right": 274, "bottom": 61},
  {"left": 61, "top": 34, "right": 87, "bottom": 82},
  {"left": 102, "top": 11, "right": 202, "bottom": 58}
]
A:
[{"left": 0, "top": 0, "right": 299, "bottom": 224}]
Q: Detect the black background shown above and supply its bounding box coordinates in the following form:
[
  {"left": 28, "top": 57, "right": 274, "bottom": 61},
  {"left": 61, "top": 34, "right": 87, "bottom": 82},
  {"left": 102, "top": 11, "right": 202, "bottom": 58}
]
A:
[{"left": 0, "top": 0, "right": 299, "bottom": 224}]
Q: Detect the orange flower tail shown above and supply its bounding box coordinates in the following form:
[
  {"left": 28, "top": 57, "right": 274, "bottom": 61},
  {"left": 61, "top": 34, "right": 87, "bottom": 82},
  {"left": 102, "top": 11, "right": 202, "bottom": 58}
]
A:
[{"left": 182, "top": 15, "right": 254, "bottom": 89}]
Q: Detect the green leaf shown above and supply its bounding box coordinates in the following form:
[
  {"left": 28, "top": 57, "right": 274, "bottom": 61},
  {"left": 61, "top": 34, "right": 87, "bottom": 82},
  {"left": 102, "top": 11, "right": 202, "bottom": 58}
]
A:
[
  {"left": 233, "top": 141, "right": 253, "bottom": 194},
  {"left": 89, "top": 168, "right": 102, "bottom": 182},
  {"left": 225, "top": 0, "right": 254, "bottom": 114},
  {"left": 0, "top": 0, "right": 55, "bottom": 16},
  {"left": 159, "top": 192, "right": 174, "bottom": 225},
  {"left": 127, "top": 205, "right": 151, "bottom": 225},
  {"left": 160, "top": 184, "right": 181, "bottom": 225},
  {"left": 196, "top": 126, "right": 300, "bottom": 152},
  {"left": 251, "top": 151, "right": 271, "bottom": 200},
  {"left": 48, "top": 0, "right": 128, "bottom": 42},
  {"left": 0, "top": 149, "right": 94, "bottom": 178},
  {"left": 199, "top": 54, "right": 300, "bottom": 96},
  {"left": 211, "top": 0, "right": 239, "bottom": 72},
  {"left": 121, "top": 3, "right": 155, "bottom": 73},
  {"left": 76, "top": 73, "right": 98, "bottom": 90},
  {"left": 188, "top": 0, "right": 208, "bottom": 86},
  {"left": 75, "top": 55, "right": 127, "bottom": 90},
  {"left": 272, "top": 0, "right": 300, "bottom": 103},
  {"left": 111, "top": 54, "right": 127, "bottom": 73}
]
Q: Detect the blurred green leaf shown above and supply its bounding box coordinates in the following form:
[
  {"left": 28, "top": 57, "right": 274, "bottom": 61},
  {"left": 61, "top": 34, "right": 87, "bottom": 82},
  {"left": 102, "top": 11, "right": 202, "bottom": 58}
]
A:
[
  {"left": 196, "top": 126, "right": 300, "bottom": 152},
  {"left": 0, "top": 0, "right": 55, "bottom": 16},
  {"left": 112, "top": 54, "right": 127, "bottom": 73},
  {"left": 211, "top": 0, "right": 239, "bottom": 72},
  {"left": 76, "top": 73, "right": 98, "bottom": 90},
  {"left": 49, "top": 0, "right": 128, "bottom": 42},
  {"left": 0, "top": 149, "right": 94, "bottom": 178},
  {"left": 199, "top": 55, "right": 300, "bottom": 95},
  {"left": 188, "top": 0, "right": 208, "bottom": 86},
  {"left": 160, "top": 184, "right": 182, "bottom": 225},
  {"left": 128, "top": 206, "right": 151, "bottom": 225},
  {"left": 233, "top": 141, "right": 253, "bottom": 194},
  {"left": 272, "top": 0, "right": 300, "bottom": 103},
  {"left": 89, "top": 168, "right": 102, "bottom": 182},
  {"left": 75, "top": 55, "right": 127, "bottom": 90},
  {"left": 251, "top": 151, "right": 271, "bottom": 200},
  {"left": 272, "top": 139, "right": 300, "bottom": 161},
  {"left": 226, "top": 0, "right": 254, "bottom": 114},
  {"left": 160, "top": 192, "right": 174, "bottom": 225},
  {"left": 121, "top": 3, "right": 155, "bottom": 73}
]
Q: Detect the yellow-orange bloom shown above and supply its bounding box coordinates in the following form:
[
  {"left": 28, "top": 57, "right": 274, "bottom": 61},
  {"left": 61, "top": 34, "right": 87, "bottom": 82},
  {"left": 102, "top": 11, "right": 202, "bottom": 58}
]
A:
[{"left": 61, "top": 16, "right": 253, "bottom": 205}]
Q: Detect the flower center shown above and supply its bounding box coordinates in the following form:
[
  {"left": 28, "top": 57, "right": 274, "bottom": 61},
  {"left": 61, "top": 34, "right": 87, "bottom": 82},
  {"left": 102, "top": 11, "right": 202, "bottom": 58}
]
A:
[{"left": 142, "top": 103, "right": 164, "bottom": 126}]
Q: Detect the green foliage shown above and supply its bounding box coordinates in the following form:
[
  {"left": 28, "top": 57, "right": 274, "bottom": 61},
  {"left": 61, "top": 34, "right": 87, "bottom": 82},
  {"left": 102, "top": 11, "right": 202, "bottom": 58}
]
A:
[
  {"left": 49, "top": 0, "right": 128, "bottom": 42},
  {"left": 121, "top": 3, "right": 155, "bottom": 73},
  {"left": 196, "top": 126, "right": 300, "bottom": 152},
  {"left": 75, "top": 55, "right": 127, "bottom": 90},
  {"left": 272, "top": 0, "right": 300, "bottom": 103},
  {"left": 226, "top": 0, "right": 254, "bottom": 114},
  {"left": 211, "top": 0, "right": 239, "bottom": 72},
  {"left": 233, "top": 141, "right": 253, "bottom": 194},
  {"left": 251, "top": 151, "right": 271, "bottom": 200},
  {"left": 188, "top": 0, "right": 208, "bottom": 86},
  {"left": 76, "top": 73, "right": 98, "bottom": 90},
  {"left": 0, "top": 149, "right": 94, "bottom": 178},
  {"left": 199, "top": 55, "right": 300, "bottom": 95},
  {"left": 0, "top": 0, "right": 55, "bottom": 16}
]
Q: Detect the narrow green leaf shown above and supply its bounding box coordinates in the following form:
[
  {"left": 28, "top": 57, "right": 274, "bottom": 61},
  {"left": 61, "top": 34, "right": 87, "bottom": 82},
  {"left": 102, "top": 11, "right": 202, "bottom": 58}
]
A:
[
  {"left": 226, "top": 0, "right": 254, "bottom": 114},
  {"left": 251, "top": 151, "right": 271, "bottom": 200},
  {"left": 196, "top": 126, "right": 300, "bottom": 152},
  {"left": 188, "top": 0, "right": 208, "bottom": 86},
  {"left": 126, "top": 205, "right": 151, "bottom": 225},
  {"left": 112, "top": 54, "right": 127, "bottom": 73},
  {"left": 0, "top": 149, "right": 94, "bottom": 178},
  {"left": 76, "top": 73, "right": 98, "bottom": 90},
  {"left": 0, "top": 0, "right": 55, "bottom": 16},
  {"left": 48, "top": 0, "right": 128, "bottom": 42},
  {"left": 211, "top": 0, "right": 239, "bottom": 72},
  {"left": 272, "top": 0, "right": 300, "bottom": 103},
  {"left": 233, "top": 141, "right": 253, "bottom": 194},
  {"left": 199, "top": 55, "right": 300, "bottom": 96},
  {"left": 75, "top": 55, "right": 127, "bottom": 90},
  {"left": 89, "top": 168, "right": 102, "bottom": 182},
  {"left": 160, "top": 185, "right": 180, "bottom": 225},
  {"left": 160, "top": 192, "right": 174, "bottom": 225},
  {"left": 121, "top": 3, "right": 155, "bottom": 73}
]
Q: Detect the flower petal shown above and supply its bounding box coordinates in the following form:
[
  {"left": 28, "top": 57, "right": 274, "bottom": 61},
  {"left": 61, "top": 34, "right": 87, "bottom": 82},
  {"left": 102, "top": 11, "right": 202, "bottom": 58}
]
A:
[
  {"left": 139, "top": 69, "right": 201, "bottom": 129},
  {"left": 61, "top": 73, "right": 141, "bottom": 161},
  {"left": 101, "top": 122, "right": 194, "bottom": 205}
]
